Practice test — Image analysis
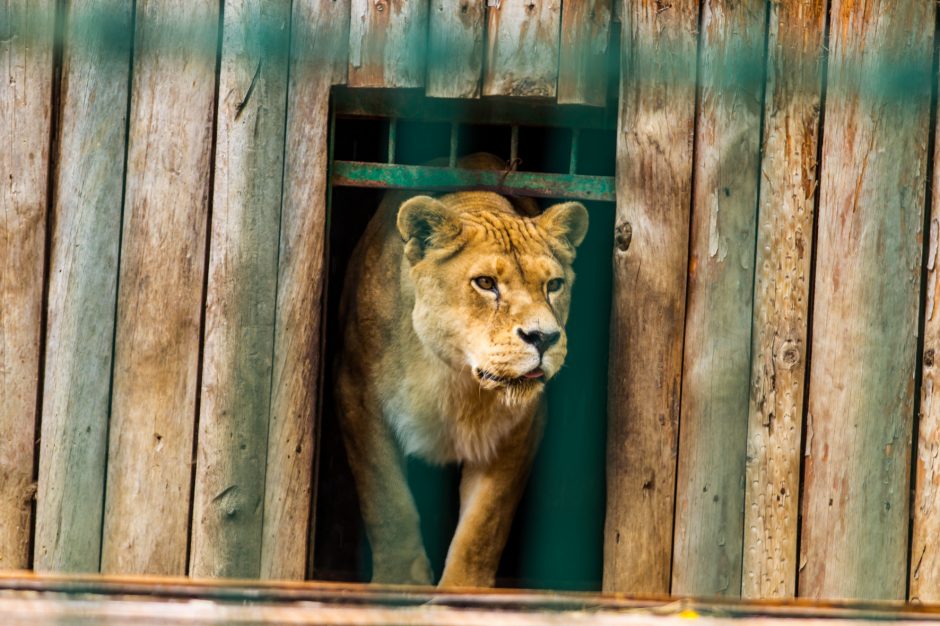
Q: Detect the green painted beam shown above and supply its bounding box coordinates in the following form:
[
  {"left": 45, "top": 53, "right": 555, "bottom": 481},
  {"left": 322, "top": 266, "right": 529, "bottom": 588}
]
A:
[{"left": 331, "top": 161, "right": 615, "bottom": 202}]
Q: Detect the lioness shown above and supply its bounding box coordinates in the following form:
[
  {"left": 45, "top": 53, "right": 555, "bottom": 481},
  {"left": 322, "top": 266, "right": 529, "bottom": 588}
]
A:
[{"left": 335, "top": 158, "right": 588, "bottom": 588}]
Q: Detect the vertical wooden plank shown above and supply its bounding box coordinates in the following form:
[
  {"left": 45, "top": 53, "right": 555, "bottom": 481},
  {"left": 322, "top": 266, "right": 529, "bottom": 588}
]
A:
[
  {"left": 426, "top": 0, "right": 484, "bottom": 99},
  {"left": 482, "top": 0, "right": 561, "bottom": 98},
  {"left": 188, "top": 0, "right": 290, "bottom": 579},
  {"left": 801, "top": 0, "right": 934, "bottom": 602},
  {"left": 348, "top": 0, "right": 426, "bottom": 88},
  {"left": 34, "top": 0, "right": 133, "bottom": 573},
  {"left": 914, "top": 66, "right": 940, "bottom": 606},
  {"left": 260, "top": 0, "right": 349, "bottom": 581},
  {"left": 0, "top": 0, "right": 54, "bottom": 570},
  {"left": 741, "top": 0, "right": 825, "bottom": 600},
  {"left": 603, "top": 0, "right": 699, "bottom": 596},
  {"left": 672, "top": 0, "right": 767, "bottom": 598},
  {"left": 557, "top": 0, "right": 612, "bottom": 107},
  {"left": 100, "top": 0, "right": 219, "bottom": 576}
]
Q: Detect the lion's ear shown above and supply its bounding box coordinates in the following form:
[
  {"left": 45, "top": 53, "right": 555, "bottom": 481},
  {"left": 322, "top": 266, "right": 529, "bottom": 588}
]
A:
[
  {"left": 397, "top": 196, "right": 460, "bottom": 264},
  {"left": 539, "top": 201, "right": 589, "bottom": 249}
]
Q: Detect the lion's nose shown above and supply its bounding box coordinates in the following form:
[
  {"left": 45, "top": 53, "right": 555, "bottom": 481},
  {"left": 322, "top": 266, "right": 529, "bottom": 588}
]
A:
[{"left": 517, "top": 328, "right": 560, "bottom": 354}]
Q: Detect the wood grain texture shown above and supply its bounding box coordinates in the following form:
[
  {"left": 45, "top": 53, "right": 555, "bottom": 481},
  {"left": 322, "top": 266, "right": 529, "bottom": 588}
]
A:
[
  {"left": 426, "top": 0, "right": 484, "bottom": 99},
  {"left": 557, "top": 0, "right": 611, "bottom": 106},
  {"left": 482, "top": 0, "right": 561, "bottom": 98},
  {"left": 741, "top": 0, "right": 825, "bottom": 600},
  {"left": 100, "top": 0, "right": 219, "bottom": 576},
  {"left": 913, "top": 76, "right": 940, "bottom": 604},
  {"left": 189, "top": 0, "right": 290, "bottom": 580},
  {"left": 603, "top": 0, "right": 699, "bottom": 596},
  {"left": 799, "top": 0, "right": 934, "bottom": 602},
  {"left": 9, "top": 573, "right": 940, "bottom": 625},
  {"left": 913, "top": 149, "right": 940, "bottom": 604},
  {"left": 348, "top": 0, "right": 426, "bottom": 88},
  {"left": 260, "top": 0, "right": 349, "bottom": 581},
  {"left": 0, "top": 0, "right": 54, "bottom": 571},
  {"left": 672, "top": 0, "right": 767, "bottom": 598},
  {"left": 34, "top": 0, "right": 133, "bottom": 574}
]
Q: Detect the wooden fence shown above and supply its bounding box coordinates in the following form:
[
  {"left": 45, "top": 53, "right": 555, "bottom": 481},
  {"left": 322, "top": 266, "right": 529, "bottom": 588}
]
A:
[{"left": 2, "top": 0, "right": 940, "bottom": 605}]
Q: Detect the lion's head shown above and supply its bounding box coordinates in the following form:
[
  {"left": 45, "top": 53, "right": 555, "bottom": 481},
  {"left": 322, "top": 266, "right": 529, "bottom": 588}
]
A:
[{"left": 397, "top": 191, "right": 588, "bottom": 406}]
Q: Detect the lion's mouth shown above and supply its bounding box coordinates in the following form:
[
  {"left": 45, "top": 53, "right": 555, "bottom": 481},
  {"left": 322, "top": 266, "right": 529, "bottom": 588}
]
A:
[{"left": 475, "top": 367, "right": 545, "bottom": 387}]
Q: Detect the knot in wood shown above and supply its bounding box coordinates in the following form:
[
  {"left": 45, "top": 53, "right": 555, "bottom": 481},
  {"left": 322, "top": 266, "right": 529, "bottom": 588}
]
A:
[
  {"left": 776, "top": 340, "right": 801, "bottom": 370},
  {"left": 615, "top": 221, "right": 632, "bottom": 252},
  {"left": 926, "top": 348, "right": 935, "bottom": 368},
  {"left": 374, "top": 0, "right": 386, "bottom": 11}
]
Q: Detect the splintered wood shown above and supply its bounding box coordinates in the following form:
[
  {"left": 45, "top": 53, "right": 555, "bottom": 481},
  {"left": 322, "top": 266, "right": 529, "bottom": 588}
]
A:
[
  {"left": 264, "top": 0, "right": 350, "bottom": 580},
  {"left": 0, "top": 0, "right": 54, "bottom": 571},
  {"left": 348, "top": 0, "right": 427, "bottom": 88},
  {"left": 604, "top": 0, "right": 699, "bottom": 595},
  {"left": 101, "top": 0, "right": 219, "bottom": 576},
  {"left": 189, "top": 0, "right": 291, "bottom": 580},
  {"left": 427, "top": 0, "right": 485, "bottom": 99},
  {"left": 800, "top": 0, "right": 934, "bottom": 602},
  {"left": 672, "top": 0, "right": 767, "bottom": 599},
  {"left": 483, "top": 0, "right": 562, "bottom": 97},
  {"left": 742, "top": 0, "right": 825, "bottom": 600},
  {"left": 35, "top": 0, "right": 133, "bottom": 574},
  {"left": 557, "top": 0, "right": 612, "bottom": 106}
]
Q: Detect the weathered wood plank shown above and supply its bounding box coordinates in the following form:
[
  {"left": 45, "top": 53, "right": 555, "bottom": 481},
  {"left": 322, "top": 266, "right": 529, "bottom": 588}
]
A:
[
  {"left": 260, "top": 0, "right": 349, "bottom": 581},
  {"left": 913, "top": 150, "right": 940, "bottom": 604},
  {"left": 672, "top": 0, "right": 767, "bottom": 598},
  {"left": 482, "top": 0, "right": 561, "bottom": 98},
  {"left": 8, "top": 573, "right": 940, "bottom": 625},
  {"left": 0, "top": 0, "right": 54, "bottom": 570},
  {"left": 913, "top": 71, "right": 940, "bottom": 603},
  {"left": 426, "top": 0, "right": 484, "bottom": 99},
  {"left": 189, "top": 0, "right": 291, "bottom": 580},
  {"left": 34, "top": 0, "right": 133, "bottom": 574},
  {"left": 348, "top": 0, "right": 426, "bottom": 88},
  {"left": 800, "top": 0, "right": 934, "bottom": 602},
  {"left": 100, "top": 0, "right": 219, "bottom": 576},
  {"left": 603, "top": 0, "right": 699, "bottom": 596},
  {"left": 741, "top": 0, "right": 825, "bottom": 600},
  {"left": 557, "top": 0, "right": 611, "bottom": 106}
]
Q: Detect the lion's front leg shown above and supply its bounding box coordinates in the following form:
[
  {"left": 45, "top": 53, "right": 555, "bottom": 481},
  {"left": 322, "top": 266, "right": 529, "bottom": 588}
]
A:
[
  {"left": 439, "top": 414, "right": 542, "bottom": 588},
  {"left": 337, "top": 367, "right": 432, "bottom": 585}
]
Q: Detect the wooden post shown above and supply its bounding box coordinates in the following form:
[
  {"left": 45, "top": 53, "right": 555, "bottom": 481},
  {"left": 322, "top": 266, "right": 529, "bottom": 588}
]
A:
[
  {"left": 557, "top": 0, "right": 612, "bottom": 107},
  {"left": 260, "top": 0, "right": 350, "bottom": 581},
  {"left": 34, "top": 0, "right": 133, "bottom": 573},
  {"left": 0, "top": 1, "right": 54, "bottom": 570},
  {"left": 482, "top": 0, "right": 561, "bottom": 98},
  {"left": 426, "top": 0, "right": 484, "bottom": 99},
  {"left": 672, "top": 0, "right": 767, "bottom": 598},
  {"left": 800, "top": 0, "right": 935, "bottom": 602},
  {"left": 741, "top": 0, "right": 825, "bottom": 600},
  {"left": 189, "top": 0, "right": 291, "bottom": 579},
  {"left": 913, "top": 74, "right": 940, "bottom": 604},
  {"left": 603, "top": 0, "right": 699, "bottom": 595},
  {"left": 101, "top": 0, "right": 219, "bottom": 576},
  {"left": 913, "top": 164, "right": 940, "bottom": 604},
  {"left": 348, "top": 0, "right": 426, "bottom": 88}
]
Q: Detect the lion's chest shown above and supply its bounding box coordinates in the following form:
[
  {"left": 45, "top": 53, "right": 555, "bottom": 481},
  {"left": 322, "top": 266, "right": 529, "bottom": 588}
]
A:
[{"left": 382, "top": 372, "right": 531, "bottom": 466}]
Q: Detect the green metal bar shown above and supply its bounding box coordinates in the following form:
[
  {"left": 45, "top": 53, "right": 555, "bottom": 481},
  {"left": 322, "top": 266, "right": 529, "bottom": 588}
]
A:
[
  {"left": 387, "top": 120, "right": 397, "bottom": 164},
  {"left": 569, "top": 129, "right": 580, "bottom": 175},
  {"left": 331, "top": 161, "right": 615, "bottom": 202},
  {"left": 449, "top": 123, "right": 458, "bottom": 168}
]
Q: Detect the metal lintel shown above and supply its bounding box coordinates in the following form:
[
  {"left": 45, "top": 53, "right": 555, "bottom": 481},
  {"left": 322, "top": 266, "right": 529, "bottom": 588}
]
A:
[{"left": 331, "top": 161, "right": 615, "bottom": 202}]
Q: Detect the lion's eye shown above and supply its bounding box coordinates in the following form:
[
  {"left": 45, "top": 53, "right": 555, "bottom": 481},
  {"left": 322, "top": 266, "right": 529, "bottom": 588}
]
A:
[
  {"left": 473, "top": 276, "right": 498, "bottom": 292},
  {"left": 546, "top": 278, "right": 565, "bottom": 293}
]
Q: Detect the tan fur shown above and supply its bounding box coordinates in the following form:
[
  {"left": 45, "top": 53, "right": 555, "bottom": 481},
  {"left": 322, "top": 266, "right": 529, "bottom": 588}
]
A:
[{"left": 335, "top": 159, "right": 588, "bottom": 588}]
